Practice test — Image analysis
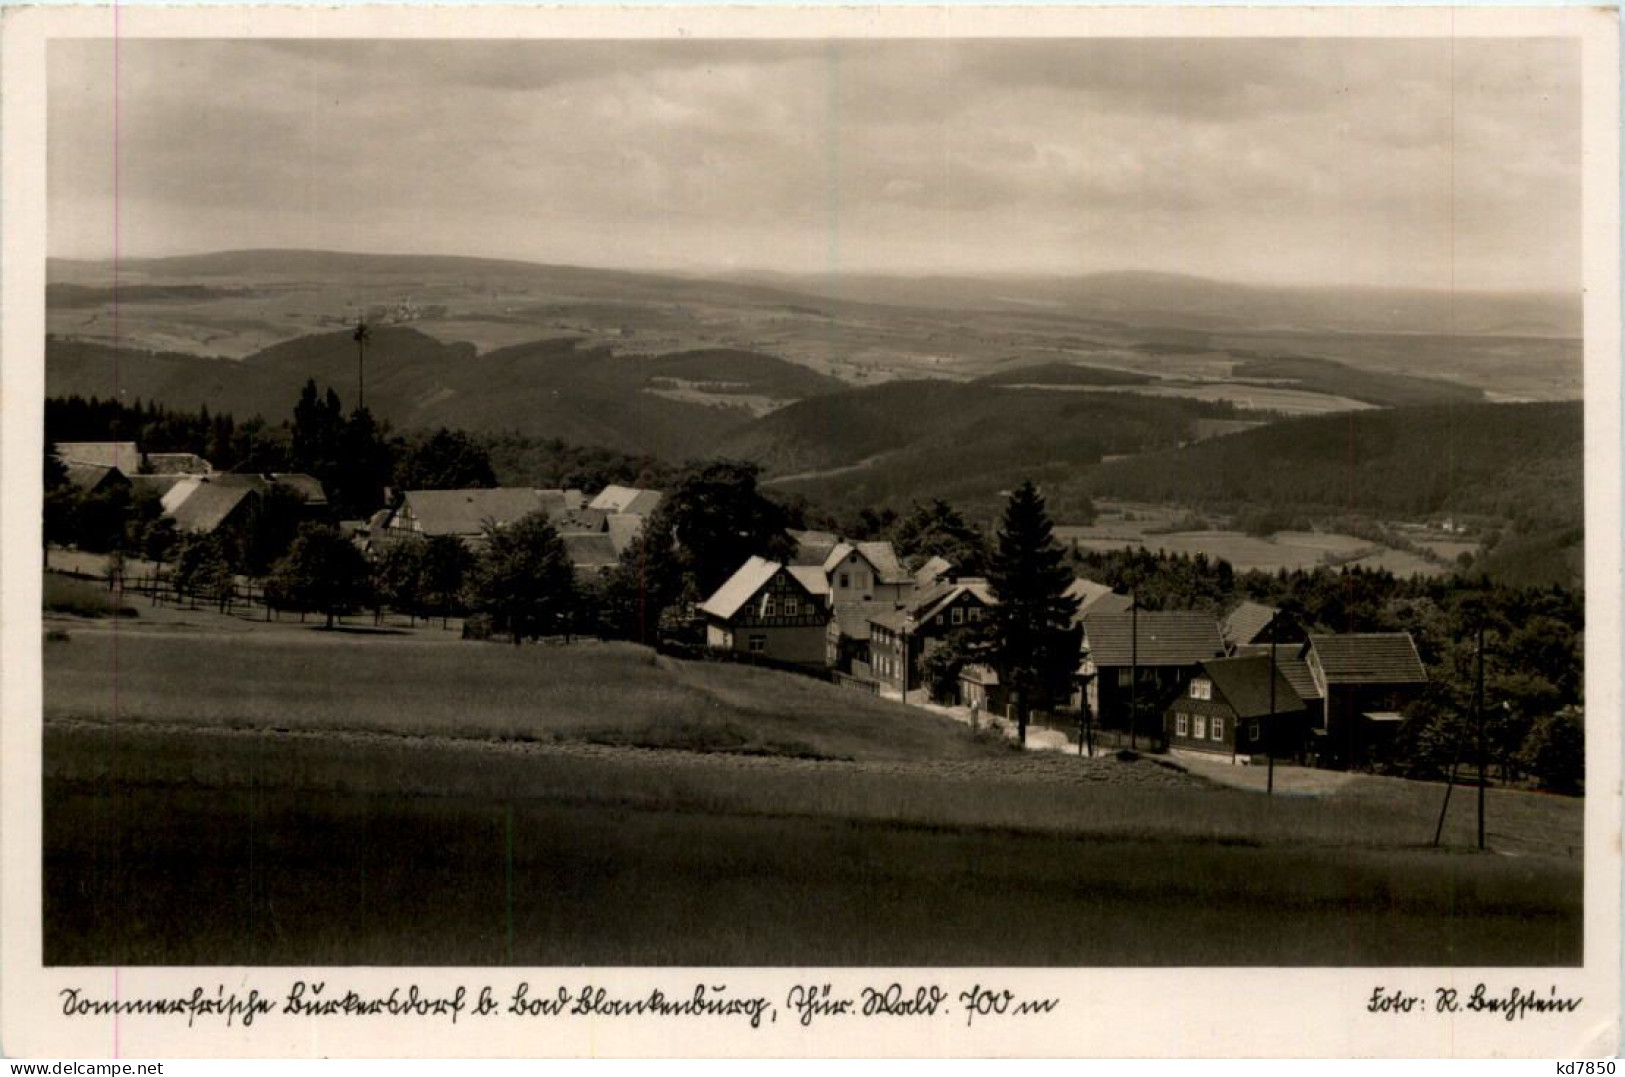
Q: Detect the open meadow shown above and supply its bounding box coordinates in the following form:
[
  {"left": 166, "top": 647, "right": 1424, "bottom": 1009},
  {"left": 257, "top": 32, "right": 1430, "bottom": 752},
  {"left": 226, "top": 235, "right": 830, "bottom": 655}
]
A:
[{"left": 42, "top": 612, "right": 1581, "bottom": 966}]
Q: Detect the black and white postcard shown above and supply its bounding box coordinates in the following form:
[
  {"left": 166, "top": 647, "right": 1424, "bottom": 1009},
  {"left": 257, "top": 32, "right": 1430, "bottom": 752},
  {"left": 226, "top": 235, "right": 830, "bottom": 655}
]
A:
[{"left": 1, "top": 4, "right": 1618, "bottom": 1058}]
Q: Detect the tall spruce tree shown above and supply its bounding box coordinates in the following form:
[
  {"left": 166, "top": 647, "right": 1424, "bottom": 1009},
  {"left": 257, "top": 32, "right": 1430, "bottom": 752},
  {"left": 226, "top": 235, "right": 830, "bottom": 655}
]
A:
[{"left": 988, "top": 480, "right": 1078, "bottom": 744}]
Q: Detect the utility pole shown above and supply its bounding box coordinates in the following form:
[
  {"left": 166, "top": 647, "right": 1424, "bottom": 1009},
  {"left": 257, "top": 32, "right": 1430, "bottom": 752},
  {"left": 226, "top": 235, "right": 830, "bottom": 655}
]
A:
[
  {"left": 1266, "top": 611, "right": 1277, "bottom": 796},
  {"left": 1128, "top": 589, "right": 1139, "bottom": 750},
  {"left": 1475, "top": 619, "right": 1487, "bottom": 851}
]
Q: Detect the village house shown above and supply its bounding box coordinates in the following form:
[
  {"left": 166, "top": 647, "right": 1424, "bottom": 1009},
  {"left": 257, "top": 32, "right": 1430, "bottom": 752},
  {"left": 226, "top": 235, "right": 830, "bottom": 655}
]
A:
[
  {"left": 156, "top": 472, "right": 332, "bottom": 545},
  {"left": 821, "top": 540, "right": 916, "bottom": 672},
  {"left": 868, "top": 577, "right": 996, "bottom": 697},
  {"left": 1077, "top": 610, "right": 1225, "bottom": 736},
  {"left": 697, "top": 556, "right": 832, "bottom": 669},
  {"left": 1302, "top": 632, "right": 1428, "bottom": 768},
  {"left": 63, "top": 462, "right": 130, "bottom": 497},
  {"left": 381, "top": 487, "right": 586, "bottom": 544},
  {"left": 1164, "top": 654, "right": 1308, "bottom": 762}
]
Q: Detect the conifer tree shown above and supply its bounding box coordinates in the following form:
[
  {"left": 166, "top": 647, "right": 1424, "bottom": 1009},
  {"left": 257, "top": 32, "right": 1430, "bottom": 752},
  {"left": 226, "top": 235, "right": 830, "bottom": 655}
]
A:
[{"left": 988, "top": 480, "right": 1078, "bottom": 743}]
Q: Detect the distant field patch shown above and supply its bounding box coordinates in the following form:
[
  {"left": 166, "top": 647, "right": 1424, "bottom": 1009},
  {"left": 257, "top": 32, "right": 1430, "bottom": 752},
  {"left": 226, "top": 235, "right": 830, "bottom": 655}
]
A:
[{"left": 1057, "top": 521, "right": 1451, "bottom": 576}]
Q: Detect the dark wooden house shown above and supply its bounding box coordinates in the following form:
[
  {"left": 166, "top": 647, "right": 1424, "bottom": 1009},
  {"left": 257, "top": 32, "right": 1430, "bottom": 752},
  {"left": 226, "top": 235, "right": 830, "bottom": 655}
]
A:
[
  {"left": 697, "top": 556, "right": 832, "bottom": 669},
  {"left": 1164, "top": 654, "right": 1308, "bottom": 761},
  {"left": 1303, "top": 632, "right": 1428, "bottom": 768},
  {"left": 1077, "top": 610, "right": 1225, "bottom": 737}
]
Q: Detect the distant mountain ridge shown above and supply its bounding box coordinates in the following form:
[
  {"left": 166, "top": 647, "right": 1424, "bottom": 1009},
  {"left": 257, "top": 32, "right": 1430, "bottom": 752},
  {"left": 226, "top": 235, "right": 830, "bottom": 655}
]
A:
[
  {"left": 49, "top": 250, "right": 1581, "bottom": 340},
  {"left": 730, "top": 268, "right": 1581, "bottom": 339}
]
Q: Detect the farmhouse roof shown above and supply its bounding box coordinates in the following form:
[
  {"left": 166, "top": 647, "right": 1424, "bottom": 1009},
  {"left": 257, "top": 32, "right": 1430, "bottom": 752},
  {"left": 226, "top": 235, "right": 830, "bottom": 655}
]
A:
[
  {"left": 913, "top": 556, "right": 952, "bottom": 588},
  {"left": 912, "top": 579, "right": 995, "bottom": 625},
  {"left": 588, "top": 484, "right": 662, "bottom": 515},
  {"left": 787, "top": 565, "right": 831, "bottom": 598},
  {"left": 144, "top": 452, "right": 213, "bottom": 475},
  {"left": 1197, "top": 655, "right": 1306, "bottom": 719},
  {"left": 699, "top": 557, "right": 829, "bottom": 621},
  {"left": 57, "top": 441, "right": 141, "bottom": 473},
  {"left": 605, "top": 513, "right": 646, "bottom": 556},
  {"left": 563, "top": 531, "right": 619, "bottom": 570},
  {"left": 211, "top": 472, "right": 328, "bottom": 506},
  {"left": 168, "top": 482, "right": 257, "bottom": 534},
  {"left": 1221, "top": 600, "right": 1280, "bottom": 649},
  {"left": 1307, "top": 633, "right": 1427, "bottom": 685},
  {"left": 821, "top": 540, "right": 911, "bottom": 585},
  {"left": 400, "top": 488, "right": 569, "bottom": 537},
  {"left": 1082, "top": 611, "right": 1224, "bottom": 667},
  {"left": 787, "top": 528, "right": 842, "bottom": 567},
  {"left": 1235, "top": 643, "right": 1323, "bottom": 701},
  {"left": 64, "top": 462, "right": 126, "bottom": 494},
  {"left": 130, "top": 473, "right": 185, "bottom": 498},
  {"left": 868, "top": 607, "right": 909, "bottom": 633},
  {"left": 1064, "top": 577, "right": 1132, "bottom": 622}
]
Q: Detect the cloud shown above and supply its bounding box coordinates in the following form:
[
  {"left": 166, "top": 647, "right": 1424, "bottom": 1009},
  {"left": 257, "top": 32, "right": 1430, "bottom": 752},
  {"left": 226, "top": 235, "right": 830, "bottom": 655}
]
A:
[{"left": 46, "top": 36, "right": 1580, "bottom": 291}]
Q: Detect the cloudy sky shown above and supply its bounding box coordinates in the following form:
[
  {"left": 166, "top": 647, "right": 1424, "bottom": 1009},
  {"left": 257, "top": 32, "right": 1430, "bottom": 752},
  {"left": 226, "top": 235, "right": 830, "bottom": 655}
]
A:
[{"left": 48, "top": 37, "right": 1580, "bottom": 291}]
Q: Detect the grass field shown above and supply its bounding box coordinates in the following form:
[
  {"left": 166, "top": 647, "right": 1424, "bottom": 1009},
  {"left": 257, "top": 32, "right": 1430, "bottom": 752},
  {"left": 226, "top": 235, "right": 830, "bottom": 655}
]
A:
[{"left": 42, "top": 620, "right": 1584, "bottom": 966}]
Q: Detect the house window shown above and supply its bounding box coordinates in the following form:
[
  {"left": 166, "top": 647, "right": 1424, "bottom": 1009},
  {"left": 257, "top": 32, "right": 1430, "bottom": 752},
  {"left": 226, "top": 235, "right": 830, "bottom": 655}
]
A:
[
  {"left": 1192, "top": 715, "right": 1207, "bottom": 740},
  {"left": 1190, "top": 677, "right": 1212, "bottom": 701},
  {"left": 1249, "top": 721, "right": 1261, "bottom": 742},
  {"left": 839, "top": 573, "right": 850, "bottom": 588},
  {"left": 1211, "top": 717, "right": 1224, "bottom": 742},
  {"left": 969, "top": 608, "right": 982, "bottom": 622},
  {"left": 785, "top": 598, "right": 798, "bottom": 618},
  {"left": 748, "top": 635, "right": 766, "bottom": 653},
  {"left": 763, "top": 598, "right": 777, "bottom": 618},
  {"left": 952, "top": 607, "right": 964, "bottom": 625},
  {"left": 1117, "top": 668, "right": 1133, "bottom": 688},
  {"left": 1176, "top": 713, "right": 1189, "bottom": 737}
]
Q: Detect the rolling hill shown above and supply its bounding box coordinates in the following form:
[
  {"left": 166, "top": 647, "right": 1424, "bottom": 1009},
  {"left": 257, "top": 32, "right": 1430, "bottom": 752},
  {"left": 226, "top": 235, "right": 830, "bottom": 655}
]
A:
[
  {"left": 46, "top": 330, "right": 844, "bottom": 461},
  {"left": 1086, "top": 401, "right": 1584, "bottom": 587},
  {"left": 722, "top": 381, "right": 1240, "bottom": 522}
]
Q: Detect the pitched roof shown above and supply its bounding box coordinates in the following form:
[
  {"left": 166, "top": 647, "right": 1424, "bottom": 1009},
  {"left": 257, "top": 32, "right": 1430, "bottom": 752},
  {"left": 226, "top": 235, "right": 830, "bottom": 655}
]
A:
[
  {"left": 699, "top": 557, "right": 781, "bottom": 619},
  {"left": 144, "top": 452, "right": 213, "bottom": 475},
  {"left": 1082, "top": 611, "right": 1224, "bottom": 667},
  {"left": 821, "top": 541, "right": 909, "bottom": 584},
  {"left": 588, "top": 484, "right": 662, "bottom": 515},
  {"left": 788, "top": 529, "right": 842, "bottom": 567},
  {"left": 211, "top": 472, "right": 327, "bottom": 506},
  {"left": 832, "top": 598, "right": 909, "bottom": 640},
  {"left": 1235, "top": 643, "right": 1323, "bottom": 701},
  {"left": 563, "top": 531, "right": 619, "bottom": 570},
  {"left": 64, "top": 462, "right": 126, "bottom": 493},
  {"left": 168, "top": 482, "right": 257, "bottom": 534},
  {"left": 1065, "top": 577, "right": 1132, "bottom": 622},
  {"left": 912, "top": 579, "right": 995, "bottom": 625},
  {"left": 399, "top": 488, "right": 565, "bottom": 537},
  {"left": 1308, "top": 633, "right": 1428, "bottom": 685},
  {"left": 130, "top": 473, "right": 185, "bottom": 498},
  {"left": 787, "top": 565, "right": 832, "bottom": 598},
  {"left": 1221, "top": 600, "right": 1280, "bottom": 648},
  {"left": 605, "top": 513, "right": 646, "bottom": 556},
  {"left": 57, "top": 442, "right": 141, "bottom": 473},
  {"left": 913, "top": 556, "right": 952, "bottom": 588},
  {"left": 1197, "top": 655, "right": 1306, "bottom": 719},
  {"left": 699, "top": 557, "right": 829, "bottom": 620}
]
